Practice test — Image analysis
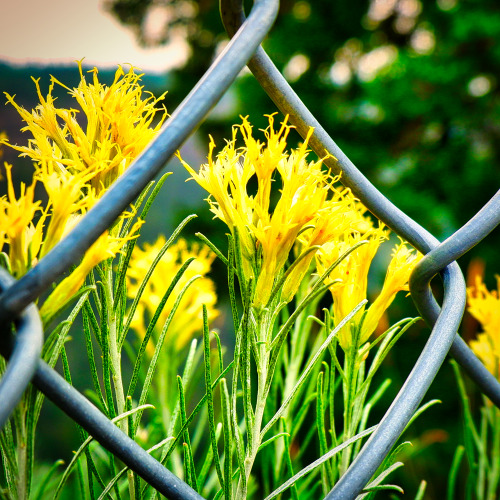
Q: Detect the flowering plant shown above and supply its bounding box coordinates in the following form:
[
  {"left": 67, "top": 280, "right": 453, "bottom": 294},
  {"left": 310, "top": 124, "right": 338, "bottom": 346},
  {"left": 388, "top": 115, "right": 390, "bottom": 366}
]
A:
[
  {"left": 451, "top": 275, "right": 500, "bottom": 499},
  {"left": 0, "top": 65, "right": 431, "bottom": 499}
]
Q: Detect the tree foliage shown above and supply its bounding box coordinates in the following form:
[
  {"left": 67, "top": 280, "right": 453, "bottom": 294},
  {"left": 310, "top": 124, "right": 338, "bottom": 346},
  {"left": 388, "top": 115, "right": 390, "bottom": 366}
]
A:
[{"left": 105, "top": 0, "right": 500, "bottom": 252}]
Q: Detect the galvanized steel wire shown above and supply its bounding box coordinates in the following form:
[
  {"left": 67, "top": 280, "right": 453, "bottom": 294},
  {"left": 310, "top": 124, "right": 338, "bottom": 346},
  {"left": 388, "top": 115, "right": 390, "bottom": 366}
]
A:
[
  {"left": 0, "top": 1, "right": 279, "bottom": 498},
  {"left": 221, "top": 2, "right": 500, "bottom": 497},
  {"left": 1, "top": 0, "right": 500, "bottom": 498}
]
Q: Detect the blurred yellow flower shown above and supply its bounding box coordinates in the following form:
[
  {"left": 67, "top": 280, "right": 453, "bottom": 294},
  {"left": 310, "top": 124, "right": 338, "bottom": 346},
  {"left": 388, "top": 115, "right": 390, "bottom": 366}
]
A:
[
  {"left": 468, "top": 276, "right": 500, "bottom": 377},
  {"left": 127, "top": 237, "right": 219, "bottom": 351},
  {"left": 0, "top": 131, "right": 7, "bottom": 162}
]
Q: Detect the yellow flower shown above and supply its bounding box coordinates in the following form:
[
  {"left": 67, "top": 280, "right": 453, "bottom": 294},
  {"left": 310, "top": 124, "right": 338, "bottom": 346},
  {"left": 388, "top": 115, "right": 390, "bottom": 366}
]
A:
[
  {"left": 127, "top": 237, "right": 219, "bottom": 351},
  {"left": 317, "top": 225, "right": 387, "bottom": 348},
  {"left": 468, "top": 276, "right": 500, "bottom": 377},
  {"left": 281, "top": 193, "right": 369, "bottom": 302},
  {"left": 317, "top": 222, "right": 421, "bottom": 349},
  {"left": 362, "top": 241, "right": 422, "bottom": 341},
  {"left": 179, "top": 130, "right": 256, "bottom": 273},
  {"left": 0, "top": 163, "right": 46, "bottom": 277},
  {"left": 182, "top": 114, "right": 358, "bottom": 308},
  {"left": 35, "top": 160, "right": 94, "bottom": 258},
  {"left": 40, "top": 223, "right": 142, "bottom": 322},
  {"left": 4, "top": 61, "right": 167, "bottom": 200},
  {"left": 0, "top": 62, "right": 166, "bottom": 284}
]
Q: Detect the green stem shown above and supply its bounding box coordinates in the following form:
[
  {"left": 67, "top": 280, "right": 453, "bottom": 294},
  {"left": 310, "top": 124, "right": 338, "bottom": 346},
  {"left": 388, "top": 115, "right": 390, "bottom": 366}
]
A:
[
  {"left": 16, "top": 403, "right": 28, "bottom": 500},
  {"left": 487, "top": 406, "right": 500, "bottom": 500},
  {"left": 340, "top": 336, "right": 359, "bottom": 476},
  {"left": 237, "top": 357, "right": 269, "bottom": 500},
  {"left": 104, "top": 263, "right": 135, "bottom": 500},
  {"left": 235, "top": 311, "right": 271, "bottom": 500}
]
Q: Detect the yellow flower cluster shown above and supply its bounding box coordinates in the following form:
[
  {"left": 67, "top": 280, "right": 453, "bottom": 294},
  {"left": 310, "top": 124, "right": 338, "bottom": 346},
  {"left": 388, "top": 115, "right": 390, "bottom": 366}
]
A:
[
  {"left": 126, "top": 237, "right": 219, "bottom": 351},
  {"left": 317, "top": 230, "right": 421, "bottom": 348},
  {"left": 181, "top": 115, "right": 365, "bottom": 308},
  {"left": 4, "top": 61, "right": 166, "bottom": 197},
  {"left": 468, "top": 276, "right": 500, "bottom": 377},
  {"left": 0, "top": 163, "right": 44, "bottom": 277},
  {"left": 184, "top": 115, "right": 421, "bottom": 348},
  {"left": 1, "top": 63, "right": 166, "bottom": 318}
]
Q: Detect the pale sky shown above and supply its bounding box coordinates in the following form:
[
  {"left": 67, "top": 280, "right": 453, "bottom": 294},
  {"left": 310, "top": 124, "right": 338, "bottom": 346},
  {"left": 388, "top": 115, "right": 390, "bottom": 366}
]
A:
[{"left": 0, "top": 0, "right": 189, "bottom": 72}]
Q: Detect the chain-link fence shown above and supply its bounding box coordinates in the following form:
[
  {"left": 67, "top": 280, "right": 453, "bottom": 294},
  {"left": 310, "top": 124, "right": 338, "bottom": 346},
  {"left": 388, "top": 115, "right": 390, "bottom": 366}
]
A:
[{"left": 1, "top": 0, "right": 499, "bottom": 498}]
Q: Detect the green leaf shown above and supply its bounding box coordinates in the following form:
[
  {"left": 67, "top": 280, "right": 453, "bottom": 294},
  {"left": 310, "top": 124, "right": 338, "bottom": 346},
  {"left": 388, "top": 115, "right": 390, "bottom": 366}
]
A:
[
  {"left": 34, "top": 290, "right": 93, "bottom": 426},
  {"left": 33, "top": 460, "right": 64, "bottom": 500},
  {"left": 265, "top": 244, "right": 321, "bottom": 307},
  {"left": 99, "top": 280, "right": 116, "bottom": 421},
  {"left": 353, "top": 379, "right": 392, "bottom": 460},
  {"left": 196, "top": 232, "right": 229, "bottom": 266},
  {"left": 120, "top": 213, "right": 197, "bottom": 346},
  {"left": 359, "top": 461, "right": 405, "bottom": 497},
  {"left": 139, "top": 173, "right": 172, "bottom": 222},
  {"left": 362, "top": 482, "right": 405, "bottom": 493},
  {"left": 54, "top": 405, "right": 153, "bottom": 499},
  {"left": 127, "top": 256, "right": 196, "bottom": 401},
  {"left": 41, "top": 284, "right": 95, "bottom": 328},
  {"left": 0, "top": 251, "right": 11, "bottom": 274},
  {"left": 113, "top": 173, "right": 172, "bottom": 310},
  {"left": 281, "top": 418, "right": 299, "bottom": 500},
  {"left": 214, "top": 331, "right": 224, "bottom": 374},
  {"left": 87, "top": 270, "right": 102, "bottom": 319},
  {"left": 405, "top": 399, "right": 441, "bottom": 431},
  {"left": 227, "top": 236, "right": 240, "bottom": 331},
  {"left": 82, "top": 307, "right": 107, "bottom": 412},
  {"left": 450, "top": 360, "right": 482, "bottom": 454},
  {"left": 447, "top": 445, "right": 465, "bottom": 500},
  {"left": 83, "top": 299, "right": 102, "bottom": 349},
  {"left": 316, "top": 371, "right": 333, "bottom": 494},
  {"left": 414, "top": 480, "right": 427, "bottom": 500},
  {"left": 41, "top": 319, "right": 71, "bottom": 359},
  {"left": 0, "top": 421, "right": 17, "bottom": 493},
  {"left": 132, "top": 273, "right": 202, "bottom": 433},
  {"left": 264, "top": 426, "right": 377, "bottom": 500},
  {"left": 44, "top": 289, "right": 93, "bottom": 366},
  {"left": 203, "top": 306, "right": 225, "bottom": 491},
  {"left": 178, "top": 376, "right": 198, "bottom": 492},
  {"left": 167, "top": 338, "right": 199, "bottom": 439},
  {"left": 229, "top": 316, "right": 247, "bottom": 494},
  {"left": 141, "top": 363, "right": 234, "bottom": 498},
  {"left": 261, "top": 299, "right": 367, "bottom": 438},
  {"left": 264, "top": 283, "right": 331, "bottom": 399},
  {"left": 357, "top": 317, "right": 420, "bottom": 397},
  {"left": 197, "top": 421, "right": 222, "bottom": 492},
  {"left": 97, "top": 436, "right": 175, "bottom": 500},
  {"left": 258, "top": 432, "right": 290, "bottom": 452},
  {"left": 291, "top": 391, "right": 318, "bottom": 437},
  {"left": 220, "top": 378, "right": 233, "bottom": 500}
]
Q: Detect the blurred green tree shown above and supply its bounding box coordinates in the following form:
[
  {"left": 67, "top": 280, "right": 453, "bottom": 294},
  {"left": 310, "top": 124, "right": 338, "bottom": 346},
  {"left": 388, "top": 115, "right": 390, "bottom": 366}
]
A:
[
  {"left": 105, "top": 0, "right": 500, "bottom": 248},
  {"left": 105, "top": 2, "right": 500, "bottom": 495}
]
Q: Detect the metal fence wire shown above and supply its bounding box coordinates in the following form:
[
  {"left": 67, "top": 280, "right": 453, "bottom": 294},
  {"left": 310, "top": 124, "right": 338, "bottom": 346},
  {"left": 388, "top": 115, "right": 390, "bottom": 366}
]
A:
[{"left": 1, "top": 0, "right": 500, "bottom": 498}]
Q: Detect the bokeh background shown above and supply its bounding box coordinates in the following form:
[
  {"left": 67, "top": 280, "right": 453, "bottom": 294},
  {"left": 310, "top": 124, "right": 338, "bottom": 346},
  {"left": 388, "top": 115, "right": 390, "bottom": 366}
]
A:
[{"left": 2, "top": 0, "right": 500, "bottom": 497}]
